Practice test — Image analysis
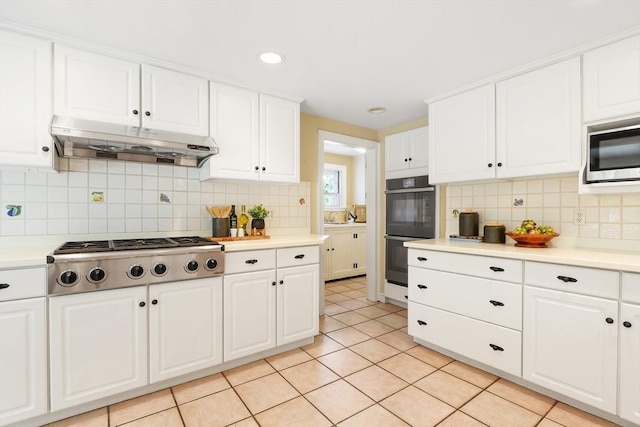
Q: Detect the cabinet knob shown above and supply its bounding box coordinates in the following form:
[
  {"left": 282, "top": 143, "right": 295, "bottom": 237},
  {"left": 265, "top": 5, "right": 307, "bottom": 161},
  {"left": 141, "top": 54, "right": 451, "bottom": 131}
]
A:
[
  {"left": 497, "top": 162, "right": 503, "bottom": 167},
  {"left": 272, "top": 281, "right": 276, "bottom": 286},
  {"left": 41, "top": 146, "right": 50, "bottom": 152},
  {"left": 145, "top": 111, "right": 151, "bottom": 116},
  {"left": 417, "top": 284, "right": 428, "bottom": 289},
  {"left": 152, "top": 299, "right": 158, "bottom": 305},
  {"left": 255, "top": 166, "right": 259, "bottom": 171},
  {"left": 0, "top": 283, "right": 10, "bottom": 290},
  {"left": 404, "top": 158, "right": 408, "bottom": 162},
  {"left": 489, "top": 300, "right": 504, "bottom": 307},
  {"left": 623, "top": 321, "right": 632, "bottom": 328},
  {"left": 408, "top": 157, "right": 412, "bottom": 161},
  {"left": 279, "top": 280, "right": 284, "bottom": 285},
  {"left": 139, "top": 301, "right": 146, "bottom": 307},
  {"left": 417, "top": 319, "right": 427, "bottom": 325},
  {"left": 332, "top": 248, "right": 335, "bottom": 251},
  {"left": 489, "top": 344, "right": 504, "bottom": 351},
  {"left": 605, "top": 317, "right": 614, "bottom": 324},
  {"left": 557, "top": 275, "right": 577, "bottom": 283},
  {"left": 262, "top": 166, "right": 266, "bottom": 171},
  {"left": 488, "top": 163, "right": 493, "bottom": 168},
  {"left": 132, "top": 109, "right": 139, "bottom": 115},
  {"left": 489, "top": 266, "right": 504, "bottom": 272}
]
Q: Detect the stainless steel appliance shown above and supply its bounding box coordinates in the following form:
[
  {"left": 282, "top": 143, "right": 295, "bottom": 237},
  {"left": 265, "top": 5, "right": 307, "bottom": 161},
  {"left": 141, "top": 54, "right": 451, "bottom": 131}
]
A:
[
  {"left": 47, "top": 236, "right": 224, "bottom": 295},
  {"left": 50, "top": 116, "right": 219, "bottom": 167},
  {"left": 385, "top": 175, "right": 436, "bottom": 287},
  {"left": 586, "top": 124, "right": 640, "bottom": 183}
]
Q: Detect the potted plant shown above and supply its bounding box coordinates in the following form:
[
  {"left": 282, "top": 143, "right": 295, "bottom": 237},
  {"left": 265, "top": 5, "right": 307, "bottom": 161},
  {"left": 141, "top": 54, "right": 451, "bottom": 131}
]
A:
[{"left": 248, "top": 204, "right": 269, "bottom": 235}]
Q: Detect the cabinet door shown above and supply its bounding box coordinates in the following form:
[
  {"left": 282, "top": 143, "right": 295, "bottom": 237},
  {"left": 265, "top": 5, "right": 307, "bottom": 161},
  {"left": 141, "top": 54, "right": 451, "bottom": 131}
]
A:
[
  {"left": 428, "top": 84, "right": 496, "bottom": 184},
  {"left": 385, "top": 132, "right": 410, "bottom": 174},
  {"left": 497, "top": 58, "right": 581, "bottom": 178},
  {"left": 277, "top": 264, "right": 319, "bottom": 345},
  {"left": 620, "top": 303, "right": 640, "bottom": 425},
  {"left": 323, "top": 235, "right": 332, "bottom": 280},
  {"left": 353, "top": 229, "right": 367, "bottom": 275},
  {"left": 0, "top": 298, "right": 46, "bottom": 425},
  {"left": 583, "top": 35, "right": 640, "bottom": 122},
  {"left": 49, "top": 287, "right": 148, "bottom": 411},
  {"left": 141, "top": 65, "right": 209, "bottom": 135},
  {"left": 330, "top": 228, "right": 359, "bottom": 279},
  {"left": 205, "top": 82, "right": 259, "bottom": 180},
  {"left": 149, "top": 277, "right": 223, "bottom": 383},
  {"left": 259, "top": 94, "right": 300, "bottom": 183},
  {"left": 0, "top": 30, "right": 53, "bottom": 169},
  {"left": 523, "top": 286, "right": 617, "bottom": 413},
  {"left": 54, "top": 45, "right": 140, "bottom": 126},
  {"left": 223, "top": 270, "right": 276, "bottom": 361},
  {"left": 408, "top": 127, "right": 429, "bottom": 172}
]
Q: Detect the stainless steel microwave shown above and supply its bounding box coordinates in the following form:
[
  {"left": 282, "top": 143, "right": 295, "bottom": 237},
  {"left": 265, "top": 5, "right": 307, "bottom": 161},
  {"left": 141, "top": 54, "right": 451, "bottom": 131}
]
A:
[{"left": 586, "top": 124, "right": 640, "bottom": 183}]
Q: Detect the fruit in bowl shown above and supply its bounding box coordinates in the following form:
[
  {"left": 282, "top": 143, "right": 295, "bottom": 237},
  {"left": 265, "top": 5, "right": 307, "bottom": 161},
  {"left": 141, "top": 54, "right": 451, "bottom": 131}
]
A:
[{"left": 506, "top": 220, "right": 559, "bottom": 248}]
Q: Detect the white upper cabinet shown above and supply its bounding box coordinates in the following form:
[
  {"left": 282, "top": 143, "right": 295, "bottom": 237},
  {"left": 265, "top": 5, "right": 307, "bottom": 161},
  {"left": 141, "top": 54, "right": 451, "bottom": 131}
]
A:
[
  {"left": 0, "top": 30, "right": 54, "bottom": 170},
  {"left": 385, "top": 126, "right": 429, "bottom": 179},
  {"left": 54, "top": 45, "right": 208, "bottom": 135},
  {"left": 141, "top": 64, "right": 209, "bottom": 135},
  {"left": 583, "top": 35, "right": 640, "bottom": 122},
  {"left": 496, "top": 57, "right": 581, "bottom": 178},
  {"left": 54, "top": 45, "right": 140, "bottom": 126},
  {"left": 203, "top": 84, "right": 300, "bottom": 183},
  {"left": 428, "top": 84, "right": 496, "bottom": 184}
]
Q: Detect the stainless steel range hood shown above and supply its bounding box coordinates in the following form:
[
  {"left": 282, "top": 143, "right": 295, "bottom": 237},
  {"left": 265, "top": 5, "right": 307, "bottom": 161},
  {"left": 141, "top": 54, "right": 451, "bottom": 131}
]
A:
[{"left": 50, "top": 116, "right": 218, "bottom": 167}]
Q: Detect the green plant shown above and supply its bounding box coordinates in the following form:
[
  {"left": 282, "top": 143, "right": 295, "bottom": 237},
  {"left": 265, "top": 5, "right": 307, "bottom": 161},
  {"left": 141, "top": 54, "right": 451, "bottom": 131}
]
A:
[{"left": 248, "top": 204, "right": 269, "bottom": 219}]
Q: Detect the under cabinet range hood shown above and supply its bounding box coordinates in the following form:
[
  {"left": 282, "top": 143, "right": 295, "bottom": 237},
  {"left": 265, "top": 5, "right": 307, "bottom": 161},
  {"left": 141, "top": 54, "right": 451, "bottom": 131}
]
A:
[{"left": 49, "top": 116, "right": 219, "bottom": 167}]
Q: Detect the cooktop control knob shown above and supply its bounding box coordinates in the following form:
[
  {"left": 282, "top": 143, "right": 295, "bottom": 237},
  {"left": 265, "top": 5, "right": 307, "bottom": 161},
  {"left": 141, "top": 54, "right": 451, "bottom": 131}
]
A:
[
  {"left": 185, "top": 260, "right": 199, "bottom": 273},
  {"left": 128, "top": 265, "right": 145, "bottom": 279},
  {"left": 58, "top": 270, "right": 78, "bottom": 286},
  {"left": 153, "top": 263, "right": 168, "bottom": 276},
  {"left": 88, "top": 267, "right": 106, "bottom": 284},
  {"left": 205, "top": 258, "right": 218, "bottom": 270}
]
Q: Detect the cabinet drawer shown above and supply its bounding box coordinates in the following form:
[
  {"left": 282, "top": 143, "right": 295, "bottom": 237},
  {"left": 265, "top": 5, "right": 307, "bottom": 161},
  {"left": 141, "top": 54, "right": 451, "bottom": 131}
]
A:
[
  {"left": 524, "top": 262, "right": 618, "bottom": 299},
  {"left": 0, "top": 268, "right": 46, "bottom": 301},
  {"left": 408, "top": 249, "right": 522, "bottom": 283},
  {"left": 409, "top": 302, "right": 521, "bottom": 377},
  {"left": 621, "top": 272, "right": 640, "bottom": 304},
  {"left": 409, "top": 267, "right": 522, "bottom": 330},
  {"left": 385, "top": 282, "right": 409, "bottom": 303},
  {"left": 277, "top": 246, "right": 319, "bottom": 268},
  {"left": 225, "top": 250, "right": 276, "bottom": 274}
]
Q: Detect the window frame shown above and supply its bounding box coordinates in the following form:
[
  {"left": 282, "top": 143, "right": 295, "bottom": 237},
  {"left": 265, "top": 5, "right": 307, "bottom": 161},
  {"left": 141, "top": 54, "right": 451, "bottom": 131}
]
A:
[{"left": 323, "top": 163, "right": 347, "bottom": 210}]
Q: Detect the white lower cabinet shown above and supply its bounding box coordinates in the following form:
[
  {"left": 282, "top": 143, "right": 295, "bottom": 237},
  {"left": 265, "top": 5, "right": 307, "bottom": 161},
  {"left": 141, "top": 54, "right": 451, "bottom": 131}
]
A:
[
  {"left": 325, "top": 226, "right": 367, "bottom": 280},
  {"left": 49, "top": 287, "right": 148, "bottom": 411},
  {"left": 0, "top": 297, "right": 47, "bottom": 425},
  {"left": 277, "top": 265, "right": 319, "bottom": 345},
  {"left": 619, "top": 271, "right": 640, "bottom": 425},
  {"left": 149, "top": 277, "right": 223, "bottom": 383},
  {"left": 223, "top": 270, "right": 277, "bottom": 361},
  {"left": 523, "top": 285, "right": 618, "bottom": 414}
]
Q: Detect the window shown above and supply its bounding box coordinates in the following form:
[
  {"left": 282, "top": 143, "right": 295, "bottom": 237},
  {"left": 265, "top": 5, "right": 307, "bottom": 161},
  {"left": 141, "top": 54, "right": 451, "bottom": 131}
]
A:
[{"left": 323, "top": 163, "right": 346, "bottom": 209}]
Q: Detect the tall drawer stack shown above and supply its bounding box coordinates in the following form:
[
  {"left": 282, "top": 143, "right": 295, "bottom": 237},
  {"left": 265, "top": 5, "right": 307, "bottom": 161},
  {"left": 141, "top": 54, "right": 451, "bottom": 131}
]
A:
[{"left": 407, "top": 249, "right": 523, "bottom": 376}]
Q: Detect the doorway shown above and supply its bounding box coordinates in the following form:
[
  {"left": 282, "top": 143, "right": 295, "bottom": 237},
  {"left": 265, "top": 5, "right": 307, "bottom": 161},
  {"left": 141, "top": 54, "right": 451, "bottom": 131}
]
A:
[{"left": 316, "top": 131, "right": 380, "bottom": 302}]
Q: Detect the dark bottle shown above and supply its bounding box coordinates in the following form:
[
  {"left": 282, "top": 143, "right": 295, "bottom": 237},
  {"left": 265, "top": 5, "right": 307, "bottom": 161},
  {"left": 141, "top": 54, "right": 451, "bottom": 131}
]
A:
[{"left": 230, "top": 205, "right": 238, "bottom": 229}]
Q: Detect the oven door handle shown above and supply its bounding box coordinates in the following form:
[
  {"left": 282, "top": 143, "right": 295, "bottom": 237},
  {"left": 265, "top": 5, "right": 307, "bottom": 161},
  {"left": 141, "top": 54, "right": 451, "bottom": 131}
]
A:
[
  {"left": 385, "top": 187, "right": 435, "bottom": 194},
  {"left": 384, "top": 235, "right": 421, "bottom": 241}
]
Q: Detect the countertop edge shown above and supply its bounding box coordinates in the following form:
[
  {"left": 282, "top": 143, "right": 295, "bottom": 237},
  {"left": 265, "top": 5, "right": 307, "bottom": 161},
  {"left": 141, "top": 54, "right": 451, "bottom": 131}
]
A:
[
  {"left": 405, "top": 238, "right": 640, "bottom": 273},
  {"left": 214, "top": 234, "right": 329, "bottom": 252}
]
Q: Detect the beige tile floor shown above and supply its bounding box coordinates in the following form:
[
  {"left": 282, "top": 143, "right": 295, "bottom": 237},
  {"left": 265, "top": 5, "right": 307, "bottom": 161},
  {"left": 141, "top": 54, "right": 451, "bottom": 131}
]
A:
[{"left": 48, "top": 276, "right": 620, "bottom": 427}]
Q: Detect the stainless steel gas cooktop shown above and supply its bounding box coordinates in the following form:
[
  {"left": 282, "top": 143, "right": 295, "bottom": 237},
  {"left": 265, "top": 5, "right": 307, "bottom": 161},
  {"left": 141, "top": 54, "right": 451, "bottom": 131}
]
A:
[{"left": 47, "top": 236, "right": 224, "bottom": 295}]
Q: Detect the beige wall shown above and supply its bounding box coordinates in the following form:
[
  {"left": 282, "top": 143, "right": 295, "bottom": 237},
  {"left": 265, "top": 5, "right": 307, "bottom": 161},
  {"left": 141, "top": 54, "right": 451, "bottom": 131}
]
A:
[{"left": 300, "top": 113, "right": 379, "bottom": 232}]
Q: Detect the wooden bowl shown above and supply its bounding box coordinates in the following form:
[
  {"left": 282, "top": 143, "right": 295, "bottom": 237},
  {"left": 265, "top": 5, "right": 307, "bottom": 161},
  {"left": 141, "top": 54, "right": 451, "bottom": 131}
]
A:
[{"left": 505, "top": 231, "right": 559, "bottom": 248}]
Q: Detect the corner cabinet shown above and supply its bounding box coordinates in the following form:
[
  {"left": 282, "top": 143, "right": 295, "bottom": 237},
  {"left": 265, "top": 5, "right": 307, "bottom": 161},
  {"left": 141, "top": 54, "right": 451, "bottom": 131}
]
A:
[
  {"left": 203, "top": 82, "right": 300, "bottom": 183},
  {"left": 0, "top": 30, "right": 55, "bottom": 170},
  {"left": 223, "top": 246, "right": 319, "bottom": 362},
  {"left": 49, "top": 286, "right": 149, "bottom": 411},
  {"left": 385, "top": 126, "right": 429, "bottom": 179},
  {"left": 428, "top": 58, "right": 581, "bottom": 184},
  {"left": 54, "top": 45, "right": 209, "bottom": 135},
  {"left": 583, "top": 35, "right": 640, "bottom": 122}
]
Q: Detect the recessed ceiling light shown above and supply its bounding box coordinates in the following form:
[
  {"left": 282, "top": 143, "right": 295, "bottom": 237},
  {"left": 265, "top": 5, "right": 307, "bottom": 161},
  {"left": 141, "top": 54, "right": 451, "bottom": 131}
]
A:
[
  {"left": 259, "top": 51, "right": 284, "bottom": 64},
  {"left": 367, "top": 107, "right": 387, "bottom": 114}
]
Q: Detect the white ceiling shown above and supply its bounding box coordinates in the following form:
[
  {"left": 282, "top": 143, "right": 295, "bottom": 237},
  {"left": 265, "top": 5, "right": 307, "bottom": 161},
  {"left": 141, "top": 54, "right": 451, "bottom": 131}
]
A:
[{"left": 1, "top": 0, "right": 639, "bottom": 130}]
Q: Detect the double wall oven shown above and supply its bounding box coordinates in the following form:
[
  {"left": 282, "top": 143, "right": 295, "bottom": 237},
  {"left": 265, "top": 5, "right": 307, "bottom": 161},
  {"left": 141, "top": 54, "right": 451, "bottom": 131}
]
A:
[{"left": 385, "top": 175, "right": 436, "bottom": 287}]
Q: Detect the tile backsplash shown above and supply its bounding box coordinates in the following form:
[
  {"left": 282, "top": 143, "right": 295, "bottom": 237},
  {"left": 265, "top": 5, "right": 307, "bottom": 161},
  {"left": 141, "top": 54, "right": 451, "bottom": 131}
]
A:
[
  {"left": 0, "top": 158, "right": 310, "bottom": 238},
  {"left": 445, "top": 175, "right": 640, "bottom": 243}
]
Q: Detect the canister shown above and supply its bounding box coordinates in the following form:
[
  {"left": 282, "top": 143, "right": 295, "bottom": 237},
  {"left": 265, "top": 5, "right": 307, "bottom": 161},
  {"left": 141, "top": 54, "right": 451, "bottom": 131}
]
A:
[
  {"left": 212, "top": 218, "right": 230, "bottom": 237},
  {"left": 483, "top": 223, "right": 506, "bottom": 243},
  {"left": 459, "top": 211, "right": 479, "bottom": 237}
]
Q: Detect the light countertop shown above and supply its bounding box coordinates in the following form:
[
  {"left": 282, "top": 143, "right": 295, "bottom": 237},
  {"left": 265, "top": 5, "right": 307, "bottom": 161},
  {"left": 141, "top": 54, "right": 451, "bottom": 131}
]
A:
[
  {"left": 212, "top": 234, "right": 329, "bottom": 252},
  {"left": 405, "top": 238, "right": 640, "bottom": 273},
  {"left": 323, "top": 222, "right": 366, "bottom": 229}
]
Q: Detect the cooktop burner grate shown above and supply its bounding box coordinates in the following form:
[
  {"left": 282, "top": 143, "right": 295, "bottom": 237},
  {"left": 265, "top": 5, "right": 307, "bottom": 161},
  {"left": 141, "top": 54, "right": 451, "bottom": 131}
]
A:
[
  {"left": 111, "top": 238, "right": 179, "bottom": 251},
  {"left": 54, "top": 240, "right": 112, "bottom": 254}
]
